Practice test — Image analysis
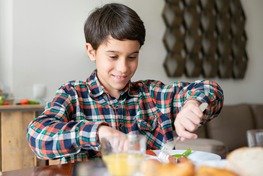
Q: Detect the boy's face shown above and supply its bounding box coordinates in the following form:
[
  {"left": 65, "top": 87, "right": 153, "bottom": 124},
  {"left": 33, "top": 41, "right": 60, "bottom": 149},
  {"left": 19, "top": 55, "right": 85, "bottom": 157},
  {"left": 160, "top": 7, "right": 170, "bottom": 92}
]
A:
[{"left": 86, "top": 36, "right": 140, "bottom": 98}]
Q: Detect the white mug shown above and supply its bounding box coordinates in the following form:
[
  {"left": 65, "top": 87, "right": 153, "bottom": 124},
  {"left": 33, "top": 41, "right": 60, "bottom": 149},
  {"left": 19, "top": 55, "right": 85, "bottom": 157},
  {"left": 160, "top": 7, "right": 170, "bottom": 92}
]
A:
[{"left": 33, "top": 84, "right": 46, "bottom": 99}]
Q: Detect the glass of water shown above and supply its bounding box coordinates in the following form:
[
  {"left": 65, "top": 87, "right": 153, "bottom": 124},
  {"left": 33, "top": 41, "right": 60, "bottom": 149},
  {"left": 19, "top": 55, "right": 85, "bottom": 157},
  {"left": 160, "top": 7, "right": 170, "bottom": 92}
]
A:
[{"left": 247, "top": 129, "right": 263, "bottom": 147}]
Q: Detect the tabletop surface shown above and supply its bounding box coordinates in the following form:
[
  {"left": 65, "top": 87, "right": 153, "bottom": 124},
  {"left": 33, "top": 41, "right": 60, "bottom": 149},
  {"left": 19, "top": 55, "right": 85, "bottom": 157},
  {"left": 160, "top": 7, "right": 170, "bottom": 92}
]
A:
[
  {"left": 2, "top": 160, "right": 109, "bottom": 176},
  {"left": 2, "top": 163, "right": 74, "bottom": 176},
  {"left": 0, "top": 104, "right": 45, "bottom": 111}
]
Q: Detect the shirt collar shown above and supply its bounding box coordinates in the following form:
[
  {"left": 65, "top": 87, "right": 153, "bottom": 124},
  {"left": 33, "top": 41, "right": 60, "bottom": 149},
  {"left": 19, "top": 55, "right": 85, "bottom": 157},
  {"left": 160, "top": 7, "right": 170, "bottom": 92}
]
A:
[
  {"left": 86, "top": 70, "right": 140, "bottom": 98},
  {"left": 86, "top": 70, "right": 104, "bottom": 98}
]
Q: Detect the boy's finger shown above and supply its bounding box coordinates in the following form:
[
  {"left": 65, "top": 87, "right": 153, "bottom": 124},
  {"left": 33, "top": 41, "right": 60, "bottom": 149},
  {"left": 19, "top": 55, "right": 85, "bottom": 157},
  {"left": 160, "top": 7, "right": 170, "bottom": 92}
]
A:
[{"left": 175, "top": 123, "right": 197, "bottom": 139}]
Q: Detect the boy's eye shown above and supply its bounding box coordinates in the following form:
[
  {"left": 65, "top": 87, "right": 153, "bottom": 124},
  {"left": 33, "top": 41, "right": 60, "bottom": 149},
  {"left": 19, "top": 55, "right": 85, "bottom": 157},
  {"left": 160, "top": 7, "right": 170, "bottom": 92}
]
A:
[
  {"left": 128, "top": 56, "right": 136, "bottom": 60},
  {"left": 128, "top": 55, "right": 138, "bottom": 60},
  {"left": 109, "top": 55, "right": 118, "bottom": 59}
]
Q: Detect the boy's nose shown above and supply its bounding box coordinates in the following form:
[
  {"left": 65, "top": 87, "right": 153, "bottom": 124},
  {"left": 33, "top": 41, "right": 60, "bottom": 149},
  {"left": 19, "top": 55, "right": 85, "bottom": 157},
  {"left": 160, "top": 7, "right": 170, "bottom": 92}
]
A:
[{"left": 116, "top": 59, "right": 128, "bottom": 73}]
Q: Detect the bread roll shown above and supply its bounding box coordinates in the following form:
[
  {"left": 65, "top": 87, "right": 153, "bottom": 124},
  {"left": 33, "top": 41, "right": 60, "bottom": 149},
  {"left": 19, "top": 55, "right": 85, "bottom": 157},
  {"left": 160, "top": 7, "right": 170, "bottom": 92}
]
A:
[
  {"left": 141, "top": 158, "right": 195, "bottom": 176},
  {"left": 195, "top": 166, "right": 237, "bottom": 176},
  {"left": 141, "top": 159, "right": 162, "bottom": 176},
  {"left": 226, "top": 147, "right": 263, "bottom": 176}
]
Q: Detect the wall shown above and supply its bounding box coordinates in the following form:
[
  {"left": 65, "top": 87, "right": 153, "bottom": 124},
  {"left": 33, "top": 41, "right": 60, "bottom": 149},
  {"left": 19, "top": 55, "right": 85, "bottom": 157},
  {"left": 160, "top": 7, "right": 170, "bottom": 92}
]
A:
[
  {"left": 0, "top": 0, "right": 13, "bottom": 92},
  {"left": 0, "top": 0, "right": 263, "bottom": 105}
]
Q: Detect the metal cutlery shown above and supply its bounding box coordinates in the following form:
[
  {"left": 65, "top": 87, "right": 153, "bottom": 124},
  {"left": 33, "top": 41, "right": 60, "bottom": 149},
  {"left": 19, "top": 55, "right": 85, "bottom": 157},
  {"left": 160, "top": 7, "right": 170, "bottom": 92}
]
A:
[{"left": 157, "top": 102, "right": 208, "bottom": 162}]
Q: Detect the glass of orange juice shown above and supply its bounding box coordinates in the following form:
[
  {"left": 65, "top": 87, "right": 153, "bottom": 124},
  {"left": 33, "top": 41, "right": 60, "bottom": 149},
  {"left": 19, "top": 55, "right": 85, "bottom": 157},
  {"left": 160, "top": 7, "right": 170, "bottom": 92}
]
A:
[{"left": 100, "top": 134, "right": 146, "bottom": 176}]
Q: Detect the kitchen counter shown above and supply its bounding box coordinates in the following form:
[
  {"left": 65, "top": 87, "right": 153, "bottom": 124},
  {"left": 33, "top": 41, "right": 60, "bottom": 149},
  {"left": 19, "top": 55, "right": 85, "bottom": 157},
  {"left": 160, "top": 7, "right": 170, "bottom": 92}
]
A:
[
  {"left": 0, "top": 104, "right": 45, "bottom": 111},
  {"left": 0, "top": 104, "right": 45, "bottom": 172}
]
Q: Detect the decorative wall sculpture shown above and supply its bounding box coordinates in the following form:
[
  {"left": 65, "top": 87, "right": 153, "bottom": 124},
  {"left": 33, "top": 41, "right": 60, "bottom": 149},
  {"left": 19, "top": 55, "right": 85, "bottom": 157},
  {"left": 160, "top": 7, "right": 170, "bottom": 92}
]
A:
[{"left": 163, "top": 0, "right": 248, "bottom": 79}]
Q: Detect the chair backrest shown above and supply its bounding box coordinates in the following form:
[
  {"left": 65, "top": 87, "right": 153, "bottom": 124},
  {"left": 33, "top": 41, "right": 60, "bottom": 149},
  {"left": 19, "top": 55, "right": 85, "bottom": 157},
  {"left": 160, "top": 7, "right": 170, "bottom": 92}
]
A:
[
  {"left": 195, "top": 125, "right": 207, "bottom": 138},
  {"left": 206, "top": 104, "right": 255, "bottom": 152},
  {"left": 250, "top": 104, "right": 263, "bottom": 129}
]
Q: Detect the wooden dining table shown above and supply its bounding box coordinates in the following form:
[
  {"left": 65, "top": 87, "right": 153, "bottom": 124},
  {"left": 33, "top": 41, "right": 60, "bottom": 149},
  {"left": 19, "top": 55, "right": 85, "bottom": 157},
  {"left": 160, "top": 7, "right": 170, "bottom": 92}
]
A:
[
  {"left": 1, "top": 159, "right": 109, "bottom": 176},
  {"left": 2, "top": 163, "right": 74, "bottom": 176}
]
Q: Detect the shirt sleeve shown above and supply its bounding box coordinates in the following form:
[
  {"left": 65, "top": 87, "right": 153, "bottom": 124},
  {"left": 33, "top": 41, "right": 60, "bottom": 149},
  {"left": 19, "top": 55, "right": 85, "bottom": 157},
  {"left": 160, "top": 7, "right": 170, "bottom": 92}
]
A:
[
  {"left": 26, "top": 83, "right": 107, "bottom": 160},
  {"left": 171, "top": 80, "right": 224, "bottom": 122}
]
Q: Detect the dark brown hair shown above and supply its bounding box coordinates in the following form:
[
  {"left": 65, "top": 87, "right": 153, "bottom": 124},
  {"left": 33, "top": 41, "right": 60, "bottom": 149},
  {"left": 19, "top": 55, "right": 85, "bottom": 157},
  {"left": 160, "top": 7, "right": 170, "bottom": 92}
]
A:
[{"left": 84, "top": 3, "right": 146, "bottom": 50}]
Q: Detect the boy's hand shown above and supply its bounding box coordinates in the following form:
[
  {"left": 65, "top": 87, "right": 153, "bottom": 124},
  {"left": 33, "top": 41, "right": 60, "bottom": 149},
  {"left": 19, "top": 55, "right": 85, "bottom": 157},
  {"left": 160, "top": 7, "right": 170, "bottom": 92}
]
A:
[
  {"left": 174, "top": 100, "right": 205, "bottom": 140},
  {"left": 98, "top": 125, "right": 129, "bottom": 151},
  {"left": 98, "top": 125, "right": 126, "bottom": 139}
]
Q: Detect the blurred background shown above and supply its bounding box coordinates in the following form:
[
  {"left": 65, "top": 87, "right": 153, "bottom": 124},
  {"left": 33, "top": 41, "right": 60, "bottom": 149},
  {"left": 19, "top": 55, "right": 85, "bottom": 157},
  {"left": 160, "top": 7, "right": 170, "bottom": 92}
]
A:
[{"left": 0, "top": 0, "right": 263, "bottom": 105}]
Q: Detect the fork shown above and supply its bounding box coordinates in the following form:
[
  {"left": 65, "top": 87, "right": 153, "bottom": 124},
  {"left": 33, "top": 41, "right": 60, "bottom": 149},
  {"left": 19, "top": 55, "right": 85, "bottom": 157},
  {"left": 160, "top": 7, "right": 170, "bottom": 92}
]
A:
[
  {"left": 157, "top": 102, "right": 208, "bottom": 162},
  {"left": 157, "top": 136, "right": 182, "bottom": 162}
]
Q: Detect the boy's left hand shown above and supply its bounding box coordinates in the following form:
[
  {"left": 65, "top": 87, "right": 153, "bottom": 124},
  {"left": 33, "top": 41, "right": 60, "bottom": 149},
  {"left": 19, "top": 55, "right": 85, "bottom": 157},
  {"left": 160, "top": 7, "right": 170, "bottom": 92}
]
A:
[{"left": 174, "top": 100, "right": 205, "bottom": 140}]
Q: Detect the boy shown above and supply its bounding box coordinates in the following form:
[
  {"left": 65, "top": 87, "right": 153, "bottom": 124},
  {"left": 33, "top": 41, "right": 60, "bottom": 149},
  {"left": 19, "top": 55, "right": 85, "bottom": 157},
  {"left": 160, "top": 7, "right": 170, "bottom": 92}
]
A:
[{"left": 26, "top": 3, "right": 224, "bottom": 163}]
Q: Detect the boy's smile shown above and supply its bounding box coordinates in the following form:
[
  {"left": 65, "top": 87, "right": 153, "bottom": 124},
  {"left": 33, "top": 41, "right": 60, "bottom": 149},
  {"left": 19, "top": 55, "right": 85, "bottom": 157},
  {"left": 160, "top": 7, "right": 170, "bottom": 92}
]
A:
[{"left": 86, "top": 36, "right": 141, "bottom": 98}]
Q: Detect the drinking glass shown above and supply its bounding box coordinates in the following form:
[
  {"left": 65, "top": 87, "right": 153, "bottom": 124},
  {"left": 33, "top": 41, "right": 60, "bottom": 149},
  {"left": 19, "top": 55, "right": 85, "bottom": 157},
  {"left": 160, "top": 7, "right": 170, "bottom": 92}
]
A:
[
  {"left": 100, "top": 134, "right": 146, "bottom": 176},
  {"left": 247, "top": 129, "right": 263, "bottom": 147}
]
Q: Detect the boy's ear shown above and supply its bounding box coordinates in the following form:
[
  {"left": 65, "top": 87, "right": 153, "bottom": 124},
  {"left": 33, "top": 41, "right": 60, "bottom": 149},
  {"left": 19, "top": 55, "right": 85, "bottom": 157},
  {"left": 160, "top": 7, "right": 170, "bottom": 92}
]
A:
[{"left": 86, "top": 43, "right": 96, "bottom": 61}]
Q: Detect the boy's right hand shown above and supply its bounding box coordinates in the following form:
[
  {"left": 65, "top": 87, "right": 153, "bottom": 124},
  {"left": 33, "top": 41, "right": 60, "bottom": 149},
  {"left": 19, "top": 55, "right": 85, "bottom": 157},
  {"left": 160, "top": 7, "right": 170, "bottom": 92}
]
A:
[
  {"left": 98, "top": 125, "right": 126, "bottom": 139},
  {"left": 174, "top": 100, "right": 205, "bottom": 140},
  {"left": 98, "top": 125, "right": 129, "bottom": 151}
]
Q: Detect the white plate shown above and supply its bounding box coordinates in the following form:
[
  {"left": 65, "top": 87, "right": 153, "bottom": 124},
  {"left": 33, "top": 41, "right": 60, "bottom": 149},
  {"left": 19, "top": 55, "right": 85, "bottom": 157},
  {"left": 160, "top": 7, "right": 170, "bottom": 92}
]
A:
[
  {"left": 152, "top": 150, "right": 221, "bottom": 162},
  {"left": 194, "top": 159, "right": 227, "bottom": 169},
  {"left": 145, "top": 150, "right": 225, "bottom": 169}
]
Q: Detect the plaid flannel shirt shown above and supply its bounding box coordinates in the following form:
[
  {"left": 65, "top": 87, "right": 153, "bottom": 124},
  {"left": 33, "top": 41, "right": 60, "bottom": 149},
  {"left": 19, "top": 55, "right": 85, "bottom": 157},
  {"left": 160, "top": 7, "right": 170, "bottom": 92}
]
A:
[{"left": 27, "top": 70, "right": 224, "bottom": 163}]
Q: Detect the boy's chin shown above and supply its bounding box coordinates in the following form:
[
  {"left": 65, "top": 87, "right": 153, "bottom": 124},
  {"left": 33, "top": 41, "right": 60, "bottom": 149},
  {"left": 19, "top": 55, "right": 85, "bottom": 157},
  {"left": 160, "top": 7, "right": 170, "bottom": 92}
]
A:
[{"left": 112, "top": 82, "right": 129, "bottom": 90}]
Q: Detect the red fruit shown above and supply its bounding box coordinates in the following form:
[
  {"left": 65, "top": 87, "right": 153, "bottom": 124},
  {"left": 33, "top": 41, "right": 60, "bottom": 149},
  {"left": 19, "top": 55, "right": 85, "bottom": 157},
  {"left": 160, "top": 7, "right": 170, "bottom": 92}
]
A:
[
  {"left": 2, "top": 102, "right": 9, "bottom": 105},
  {"left": 19, "top": 99, "right": 30, "bottom": 104}
]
